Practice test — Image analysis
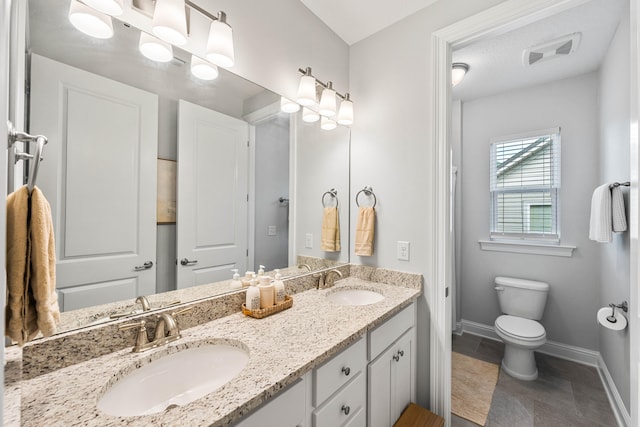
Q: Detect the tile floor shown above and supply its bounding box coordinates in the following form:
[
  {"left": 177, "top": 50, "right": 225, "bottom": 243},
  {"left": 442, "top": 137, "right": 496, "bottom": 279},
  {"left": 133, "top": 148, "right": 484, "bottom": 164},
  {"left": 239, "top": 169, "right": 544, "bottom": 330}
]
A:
[{"left": 451, "top": 333, "right": 618, "bottom": 427}]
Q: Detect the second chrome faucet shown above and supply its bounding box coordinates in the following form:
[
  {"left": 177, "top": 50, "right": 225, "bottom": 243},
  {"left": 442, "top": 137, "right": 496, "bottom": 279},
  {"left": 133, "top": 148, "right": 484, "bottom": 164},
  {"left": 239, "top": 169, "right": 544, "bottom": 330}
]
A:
[{"left": 119, "top": 307, "right": 192, "bottom": 353}]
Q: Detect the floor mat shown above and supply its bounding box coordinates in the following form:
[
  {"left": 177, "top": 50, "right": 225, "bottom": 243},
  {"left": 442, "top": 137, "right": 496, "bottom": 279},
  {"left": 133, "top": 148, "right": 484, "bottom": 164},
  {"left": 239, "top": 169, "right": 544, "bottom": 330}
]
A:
[{"left": 451, "top": 352, "right": 500, "bottom": 426}]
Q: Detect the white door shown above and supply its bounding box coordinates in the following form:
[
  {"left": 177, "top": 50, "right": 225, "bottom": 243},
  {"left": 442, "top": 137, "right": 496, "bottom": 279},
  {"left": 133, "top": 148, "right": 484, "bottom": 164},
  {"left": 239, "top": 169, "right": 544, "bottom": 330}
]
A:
[
  {"left": 29, "top": 54, "right": 158, "bottom": 311},
  {"left": 177, "top": 100, "right": 248, "bottom": 288}
]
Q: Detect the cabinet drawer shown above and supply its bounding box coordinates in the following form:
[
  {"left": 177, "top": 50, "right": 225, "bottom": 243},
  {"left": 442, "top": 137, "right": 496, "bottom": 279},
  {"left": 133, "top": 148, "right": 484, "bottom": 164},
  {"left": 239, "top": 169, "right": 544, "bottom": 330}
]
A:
[
  {"left": 234, "top": 378, "right": 306, "bottom": 427},
  {"left": 313, "top": 372, "right": 366, "bottom": 427},
  {"left": 314, "top": 337, "right": 366, "bottom": 406},
  {"left": 368, "top": 303, "right": 415, "bottom": 360}
]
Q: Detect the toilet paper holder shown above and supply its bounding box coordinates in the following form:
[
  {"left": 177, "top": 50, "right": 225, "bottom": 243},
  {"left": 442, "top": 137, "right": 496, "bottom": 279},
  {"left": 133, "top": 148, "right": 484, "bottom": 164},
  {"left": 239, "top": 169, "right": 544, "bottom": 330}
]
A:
[{"left": 607, "top": 301, "right": 628, "bottom": 323}]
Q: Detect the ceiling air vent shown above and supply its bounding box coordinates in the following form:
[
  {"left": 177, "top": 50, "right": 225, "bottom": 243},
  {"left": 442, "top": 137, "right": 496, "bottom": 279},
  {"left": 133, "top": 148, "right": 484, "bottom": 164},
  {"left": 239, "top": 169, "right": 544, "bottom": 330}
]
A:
[{"left": 523, "top": 32, "right": 581, "bottom": 66}]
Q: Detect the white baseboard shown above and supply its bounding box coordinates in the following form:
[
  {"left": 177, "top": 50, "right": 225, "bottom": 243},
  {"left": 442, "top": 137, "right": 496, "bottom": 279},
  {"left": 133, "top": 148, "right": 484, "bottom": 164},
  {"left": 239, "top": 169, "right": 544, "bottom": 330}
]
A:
[{"left": 459, "top": 319, "right": 629, "bottom": 426}]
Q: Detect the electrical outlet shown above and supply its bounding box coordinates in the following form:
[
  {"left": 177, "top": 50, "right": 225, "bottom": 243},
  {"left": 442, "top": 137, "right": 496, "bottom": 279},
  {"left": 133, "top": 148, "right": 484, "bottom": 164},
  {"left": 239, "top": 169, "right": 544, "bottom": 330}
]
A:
[
  {"left": 268, "top": 225, "right": 277, "bottom": 236},
  {"left": 397, "top": 241, "right": 410, "bottom": 261},
  {"left": 305, "top": 233, "right": 313, "bottom": 248}
]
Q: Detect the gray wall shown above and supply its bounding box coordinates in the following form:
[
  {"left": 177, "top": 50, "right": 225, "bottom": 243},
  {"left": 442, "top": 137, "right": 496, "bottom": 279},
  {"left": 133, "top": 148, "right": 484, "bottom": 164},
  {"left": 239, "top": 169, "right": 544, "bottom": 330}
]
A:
[
  {"left": 598, "top": 6, "right": 630, "bottom": 411},
  {"left": 459, "top": 73, "right": 601, "bottom": 350}
]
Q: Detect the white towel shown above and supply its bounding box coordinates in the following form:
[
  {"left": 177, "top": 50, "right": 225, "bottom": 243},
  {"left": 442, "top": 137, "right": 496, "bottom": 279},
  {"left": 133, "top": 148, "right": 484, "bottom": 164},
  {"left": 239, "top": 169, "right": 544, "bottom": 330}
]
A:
[
  {"left": 612, "top": 186, "right": 627, "bottom": 232},
  {"left": 589, "top": 184, "right": 612, "bottom": 243}
]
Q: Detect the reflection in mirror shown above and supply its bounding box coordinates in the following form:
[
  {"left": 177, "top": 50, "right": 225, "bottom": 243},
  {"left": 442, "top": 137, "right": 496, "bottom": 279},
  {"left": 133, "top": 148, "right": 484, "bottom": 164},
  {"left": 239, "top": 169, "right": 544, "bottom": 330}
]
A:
[{"left": 23, "top": 0, "right": 350, "bottom": 336}]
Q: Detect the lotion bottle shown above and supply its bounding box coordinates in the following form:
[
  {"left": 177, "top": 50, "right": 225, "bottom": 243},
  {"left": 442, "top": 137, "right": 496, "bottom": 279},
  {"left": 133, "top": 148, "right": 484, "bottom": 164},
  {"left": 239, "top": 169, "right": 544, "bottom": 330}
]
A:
[
  {"left": 229, "top": 269, "right": 242, "bottom": 289},
  {"left": 257, "top": 264, "right": 266, "bottom": 276},
  {"left": 245, "top": 278, "right": 260, "bottom": 311},
  {"left": 273, "top": 269, "right": 285, "bottom": 303},
  {"left": 242, "top": 271, "right": 255, "bottom": 288},
  {"left": 258, "top": 275, "right": 275, "bottom": 308}
]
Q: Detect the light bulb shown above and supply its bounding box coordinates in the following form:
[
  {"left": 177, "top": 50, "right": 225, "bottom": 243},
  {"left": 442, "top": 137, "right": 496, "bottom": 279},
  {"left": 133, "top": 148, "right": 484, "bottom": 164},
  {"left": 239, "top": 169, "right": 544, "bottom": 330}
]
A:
[
  {"left": 337, "top": 97, "right": 354, "bottom": 126},
  {"left": 191, "top": 55, "right": 219, "bottom": 80},
  {"left": 296, "top": 75, "right": 316, "bottom": 106},
  {"left": 302, "top": 107, "right": 320, "bottom": 123},
  {"left": 319, "top": 84, "right": 337, "bottom": 117},
  {"left": 206, "top": 13, "right": 235, "bottom": 68},
  {"left": 280, "top": 97, "right": 300, "bottom": 113},
  {"left": 321, "top": 116, "right": 337, "bottom": 130},
  {"left": 68, "top": 0, "right": 114, "bottom": 39},
  {"left": 82, "top": 0, "right": 123, "bottom": 16},
  {"left": 152, "top": 0, "right": 188, "bottom": 46},
  {"left": 139, "top": 32, "right": 173, "bottom": 63}
]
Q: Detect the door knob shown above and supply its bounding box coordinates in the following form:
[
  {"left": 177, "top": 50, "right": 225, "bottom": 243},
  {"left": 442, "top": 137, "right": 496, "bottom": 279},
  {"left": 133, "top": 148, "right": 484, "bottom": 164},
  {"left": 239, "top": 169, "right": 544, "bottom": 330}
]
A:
[
  {"left": 134, "top": 261, "right": 154, "bottom": 271},
  {"left": 180, "top": 258, "right": 198, "bottom": 266}
]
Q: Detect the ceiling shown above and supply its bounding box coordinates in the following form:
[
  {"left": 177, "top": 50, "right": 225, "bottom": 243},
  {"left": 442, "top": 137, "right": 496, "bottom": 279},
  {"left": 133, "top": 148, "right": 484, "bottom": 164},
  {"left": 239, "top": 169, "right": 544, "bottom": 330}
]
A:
[
  {"left": 300, "top": 0, "right": 439, "bottom": 45},
  {"left": 452, "top": 0, "right": 627, "bottom": 101}
]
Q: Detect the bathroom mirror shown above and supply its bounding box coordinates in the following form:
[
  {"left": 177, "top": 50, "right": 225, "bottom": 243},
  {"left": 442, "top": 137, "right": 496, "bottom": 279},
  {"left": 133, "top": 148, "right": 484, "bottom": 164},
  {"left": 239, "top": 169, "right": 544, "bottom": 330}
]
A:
[{"left": 21, "top": 0, "right": 350, "bottom": 335}]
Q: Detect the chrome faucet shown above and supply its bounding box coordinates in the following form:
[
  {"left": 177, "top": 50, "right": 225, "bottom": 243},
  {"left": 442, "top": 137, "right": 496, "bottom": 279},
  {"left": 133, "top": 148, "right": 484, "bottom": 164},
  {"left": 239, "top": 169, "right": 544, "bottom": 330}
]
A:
[
  {"left": 119, "top": 307, "right": 192, "bottom": 353},
  {"left": 313, "top": 272, "right": 325, "bottom": 289},
  {"left": 136, "top": 295, "right": 151, "bottom": 311},
  {"left": 154, "top": 312, "right": 180, "bottom": 341},
  {"left": 298, "top": 263, "right": 312, "bottom": 272},
  {"left": 325, "top": 269, "right": 343, "bottom": 287}
]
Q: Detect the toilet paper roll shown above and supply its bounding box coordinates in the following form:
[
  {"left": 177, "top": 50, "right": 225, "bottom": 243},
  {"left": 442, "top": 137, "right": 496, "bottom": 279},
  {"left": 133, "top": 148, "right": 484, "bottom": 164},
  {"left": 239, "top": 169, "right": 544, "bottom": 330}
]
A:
[{"left": 597, "top": 307, "right": 627, "bottom": 331}]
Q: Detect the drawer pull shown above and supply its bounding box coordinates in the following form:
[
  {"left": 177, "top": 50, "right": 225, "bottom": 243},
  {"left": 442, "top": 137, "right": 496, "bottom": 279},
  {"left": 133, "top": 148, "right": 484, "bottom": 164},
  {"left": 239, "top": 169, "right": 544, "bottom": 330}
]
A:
[
  {"left": 341, "top": 405, "right": 350, "bottom": 416},
  {"left": 397, "top": 349, "right": 405, "bottom": 357},
  {"left": 342, "top": 366, "right": 351, "bottom": 376},
  {"left": 393, "top": 354, "right": 400, "bottom": 362}
]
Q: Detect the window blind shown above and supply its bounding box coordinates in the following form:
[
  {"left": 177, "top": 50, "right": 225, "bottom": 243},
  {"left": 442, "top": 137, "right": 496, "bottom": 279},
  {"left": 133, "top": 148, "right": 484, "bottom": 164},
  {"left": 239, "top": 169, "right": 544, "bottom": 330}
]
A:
[{"left": 490, "top": 128, "right": 560, "bottom": 241}]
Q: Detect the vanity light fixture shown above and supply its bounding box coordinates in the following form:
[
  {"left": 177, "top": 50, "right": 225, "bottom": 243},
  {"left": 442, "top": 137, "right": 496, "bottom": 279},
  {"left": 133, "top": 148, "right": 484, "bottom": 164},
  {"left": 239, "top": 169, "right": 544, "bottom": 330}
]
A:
[
  {"left": 336, "top": 94, "right": 353, "bottom": 126},
  {"left": 302, "top": 107, "right": 320, "bottom": 123},
  {"left": 139, "top": 32, "right": 174, "bottom": 62},
  {"left": 68, "top": 0, "right": 114, "bottom": 39},
  {"left": 280, "top": 97, "right": 301, "bottom": 113},
  {"left": 452, "top": 62, "right": 469, "bottom": 86},
  {"left": 81, "top": 0, "right": 123, "bottom": 16},
  {"left": 152, "top": 0, "right": 188, "bottom": 46},
  {"left": 295, "top": 66, "right": 354, "bottom": 128},
  {"left": 296, "top": 67, "right": 317, "bottom": 106},
  {"left": 320, "top": 116, "right": 337, "bottom": 130},
  {"left": 319, "top": 82, "right": 337, "bottom": 117},
  {"left": 190, "top": 55, "right": 219, "bottom": 80},
  {"left": 206, "top": 11, "right": 235, "bottom": 68}
]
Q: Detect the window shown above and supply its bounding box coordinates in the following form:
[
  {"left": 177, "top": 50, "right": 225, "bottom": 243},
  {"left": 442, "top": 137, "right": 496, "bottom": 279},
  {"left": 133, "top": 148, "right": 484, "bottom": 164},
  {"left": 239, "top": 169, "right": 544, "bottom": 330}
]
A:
[{"left": 490, "top": 128, "right": 560, "bottom": 242}]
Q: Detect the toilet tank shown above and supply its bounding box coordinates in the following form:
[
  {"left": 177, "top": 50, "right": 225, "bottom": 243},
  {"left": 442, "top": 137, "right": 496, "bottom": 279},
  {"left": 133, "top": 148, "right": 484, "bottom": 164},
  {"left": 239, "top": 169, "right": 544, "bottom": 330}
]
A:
[{"left": 495, "top": 276, "right": 549, "bottom": 320}]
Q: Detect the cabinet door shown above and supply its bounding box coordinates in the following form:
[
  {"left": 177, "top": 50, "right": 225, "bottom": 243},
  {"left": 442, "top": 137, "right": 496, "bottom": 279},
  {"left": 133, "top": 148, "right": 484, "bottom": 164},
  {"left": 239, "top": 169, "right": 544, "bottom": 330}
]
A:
[
  {"left": 390, "top": 330, "right": 413, "bottom": 423},
  {"left": 234, "top": 377, "right": 307, "bottom": 427}
]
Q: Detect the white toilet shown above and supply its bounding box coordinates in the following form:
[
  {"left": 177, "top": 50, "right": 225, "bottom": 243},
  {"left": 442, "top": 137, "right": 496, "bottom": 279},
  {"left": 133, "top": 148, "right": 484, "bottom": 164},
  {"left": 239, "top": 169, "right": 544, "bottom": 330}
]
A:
[{"left": 494, "top": 276, "right": 549, "bottom": 381}]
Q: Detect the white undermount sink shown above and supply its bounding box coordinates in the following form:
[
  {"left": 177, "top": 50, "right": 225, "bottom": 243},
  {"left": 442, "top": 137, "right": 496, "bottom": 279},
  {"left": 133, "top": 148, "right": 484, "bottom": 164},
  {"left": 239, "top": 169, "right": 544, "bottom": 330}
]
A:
[
  {"left": 326, "top": 288, "right": 384, "bottom": 306},
  {"left": 97, "top": 343, "right": 249, "bottom": 417}
]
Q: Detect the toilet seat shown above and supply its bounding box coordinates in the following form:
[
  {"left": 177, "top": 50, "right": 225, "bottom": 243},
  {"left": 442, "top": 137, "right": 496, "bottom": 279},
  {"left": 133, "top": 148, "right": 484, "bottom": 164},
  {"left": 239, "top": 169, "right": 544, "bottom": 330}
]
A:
[{"left": 495, "top": 315, "right": 545, "bottom": 341}]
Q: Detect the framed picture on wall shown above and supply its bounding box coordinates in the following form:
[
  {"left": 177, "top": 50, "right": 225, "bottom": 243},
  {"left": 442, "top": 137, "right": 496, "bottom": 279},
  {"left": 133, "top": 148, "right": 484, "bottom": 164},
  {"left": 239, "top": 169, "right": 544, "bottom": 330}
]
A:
[{"left": 157, "top": 158, "right": 176, "bottom": 224}]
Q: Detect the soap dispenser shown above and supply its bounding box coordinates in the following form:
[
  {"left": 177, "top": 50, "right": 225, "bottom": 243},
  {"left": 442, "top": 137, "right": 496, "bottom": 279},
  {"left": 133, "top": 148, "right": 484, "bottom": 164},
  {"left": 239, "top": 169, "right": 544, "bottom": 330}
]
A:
[
  {"left": 258, "top": 275, "right": 275, "bottom": 308},
  {"left": 242, "top": 271, "right": 255, "bottom": 288},
  {"left": 245, "top": 278, "right": 260, "bottom": 310},
  {"left": 230, "top": 269, "right": 242, "bottom": 289},
  {"left": 273, "top": 269, "right": 285, "bottom": 303},
  {"left": 257, "top": 264, "right": 266, "bottom": 276}
]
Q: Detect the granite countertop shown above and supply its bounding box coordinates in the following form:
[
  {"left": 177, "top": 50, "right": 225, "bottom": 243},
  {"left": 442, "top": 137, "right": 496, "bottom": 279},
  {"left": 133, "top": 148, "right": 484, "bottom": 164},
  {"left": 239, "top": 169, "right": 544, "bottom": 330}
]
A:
[{"left": 19, "top": 278, "right": 420, "bottom": 427}]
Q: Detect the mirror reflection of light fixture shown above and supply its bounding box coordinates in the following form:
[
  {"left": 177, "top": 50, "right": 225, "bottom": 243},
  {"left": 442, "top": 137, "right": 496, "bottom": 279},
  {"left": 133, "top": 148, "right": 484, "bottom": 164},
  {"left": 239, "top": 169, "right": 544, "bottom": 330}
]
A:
[
  {"left": 206, "top": 11, "right": 235, "bottom": 68},
  {"left": 302, "top": 107, "right": 320, "bottom": 123},
  {"left": 191, "top": 55, "right": 219, "bottom": 80},
  {"left": 81, "top": 0, "right": 123, "bottom": 16},
  {"left": 452, "top": 63, "right": 469, "bottom": 86},
  {"left": 337, "top": 94, "right": 353, "bottom": 126},
  {"left": 139, "top": 32, "right": 174, "bottom": 62},
  {"left": 68, "top": 0, "right": 114, "bottom": 39},
  {"left": 280, "top": 97, "right": 300, "bottom": 113},
  {"left": 296, "top": 67, "right": 317, "bottom": 107},
  {"left": 319, "top": 82, "right": 337, "bottom": 117},
  {"left": 321, "top": 116, "right": 337, "bottom": 130},
  {"left": 152, "top": 0, "right": 188, "bottom": 46}
]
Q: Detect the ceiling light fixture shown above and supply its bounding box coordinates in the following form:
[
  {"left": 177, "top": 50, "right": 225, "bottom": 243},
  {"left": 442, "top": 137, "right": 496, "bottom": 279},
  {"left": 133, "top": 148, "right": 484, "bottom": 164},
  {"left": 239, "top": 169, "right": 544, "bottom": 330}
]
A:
[
  {"left": 139, "top": 32, "right": 174, "bottom": 62},
  {"left": 451, "top": 63, "right": 469, "bottom": 86},
  {"left": 81, "top": 0, "right": 123, "bottom": 16},
  {"left": 191, "top": 55, "right": 219, "bottom": 80},
  {"left": 68, "top": 0, "right": 114, "bottom": 39},
  {"left": 206, "top": 11, "right": 235, "bottom": 68},
  {"left": 152, "top": 0, "right": 188, "bottom": 46},
  {"left": 280, "top": 97, "right": 300, "bottom": 113}
]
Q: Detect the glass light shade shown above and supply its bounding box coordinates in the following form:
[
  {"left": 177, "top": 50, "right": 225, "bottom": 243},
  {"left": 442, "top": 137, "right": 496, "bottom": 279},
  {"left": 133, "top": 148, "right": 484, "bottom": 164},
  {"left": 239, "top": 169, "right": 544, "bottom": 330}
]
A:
[
  {"left": 68, "top": 0, "right": 114, "bottom": 39},
  {"left": 452, "top": 63, "right": 469, "bottom": 86},
  {"left": 152, "top": 0, "right": 188, "bottom": 46},
  {"left": 302, "top": 107, "right": 320, "bottom": 123},
  {"left": 296, "top": 75, "right": 316, "bottom": 106},
  {"left": 206, "top": 20, "right": 235, "bottom": 68},
  {"left": 321, "top": 116, "right": 337, "bottom": 130},
  {"left": 191, "top": 56, "right": 219, "bottom": 80},
  {"left": 280, "top": 97, "right": 300, "bottom": 113},
  {"left": 82, "top": 0, "right": 123, "bottom": 16},
  {"left": 337, "top": 99, "right": 354, "bottom": 126},
  {"left": 139, "top": 32, "right": 174, "bottom": 63},
  {"left": 319, "top": 87, "right": 337, "bottom": 117}
]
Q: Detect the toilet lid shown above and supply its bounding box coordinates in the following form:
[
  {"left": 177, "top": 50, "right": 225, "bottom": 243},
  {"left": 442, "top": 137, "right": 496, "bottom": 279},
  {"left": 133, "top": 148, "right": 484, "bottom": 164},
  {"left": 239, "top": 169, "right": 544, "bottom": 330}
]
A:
[{"left": 495, "top": 315, "right": 545, "bottom": 339}]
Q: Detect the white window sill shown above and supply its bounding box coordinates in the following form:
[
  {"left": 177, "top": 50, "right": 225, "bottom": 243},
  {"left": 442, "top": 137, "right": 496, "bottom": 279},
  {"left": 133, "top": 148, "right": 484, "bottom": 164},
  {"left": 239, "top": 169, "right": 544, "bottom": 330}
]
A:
[{"left": 478, "top": 240, "right": 576, "bottom": 257}]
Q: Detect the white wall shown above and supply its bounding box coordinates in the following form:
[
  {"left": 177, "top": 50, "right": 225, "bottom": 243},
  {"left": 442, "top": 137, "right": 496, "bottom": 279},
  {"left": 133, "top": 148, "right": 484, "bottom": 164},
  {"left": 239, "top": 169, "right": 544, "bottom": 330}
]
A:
[
  {"left": 349, "top": 0, "right": 506, "bottom": 407},
  {"left": 459, "top": 73, "right": 601, "bottom": 350},
  {"left": 598, "top": 6, "right": 631, "bottom": 411}
]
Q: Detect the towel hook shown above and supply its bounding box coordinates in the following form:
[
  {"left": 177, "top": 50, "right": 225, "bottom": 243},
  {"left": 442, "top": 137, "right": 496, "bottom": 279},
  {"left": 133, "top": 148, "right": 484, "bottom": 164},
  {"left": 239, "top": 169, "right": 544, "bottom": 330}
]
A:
[
  {"left": 609, "top": 181, "right": 630, "bottom": 189},
  {"left": 322, "top": 188, "right": 338, "bottom": 208},
  {"left": 7, "top": 120, "right": 48, "bottom": 191},
  {"left": 356, "top": 186, "right": 376, "bottom": 208}
]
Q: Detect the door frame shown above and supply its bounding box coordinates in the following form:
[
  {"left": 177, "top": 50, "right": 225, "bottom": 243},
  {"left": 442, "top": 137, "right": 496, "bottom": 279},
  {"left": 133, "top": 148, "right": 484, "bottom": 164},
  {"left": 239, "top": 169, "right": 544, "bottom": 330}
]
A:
[{"left": 429, "top": 0, "right": 639, "bottom": 426}]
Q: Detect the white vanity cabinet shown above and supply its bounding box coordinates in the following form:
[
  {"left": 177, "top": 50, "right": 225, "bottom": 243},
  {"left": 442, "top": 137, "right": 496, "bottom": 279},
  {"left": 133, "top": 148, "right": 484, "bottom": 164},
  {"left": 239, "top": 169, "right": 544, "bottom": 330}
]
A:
[{"left": 367, "top": 303, "right": 417, "bottom": 427}]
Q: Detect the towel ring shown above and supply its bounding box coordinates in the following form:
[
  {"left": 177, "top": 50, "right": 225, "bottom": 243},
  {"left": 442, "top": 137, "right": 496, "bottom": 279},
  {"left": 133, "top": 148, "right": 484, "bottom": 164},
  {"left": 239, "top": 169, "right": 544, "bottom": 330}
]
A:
[
  {"left": 356, "top": 186, "right": 376, "bottom": 208},
  {"left": 322, "top": 188, "right": 338, "bottom": 208}
]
